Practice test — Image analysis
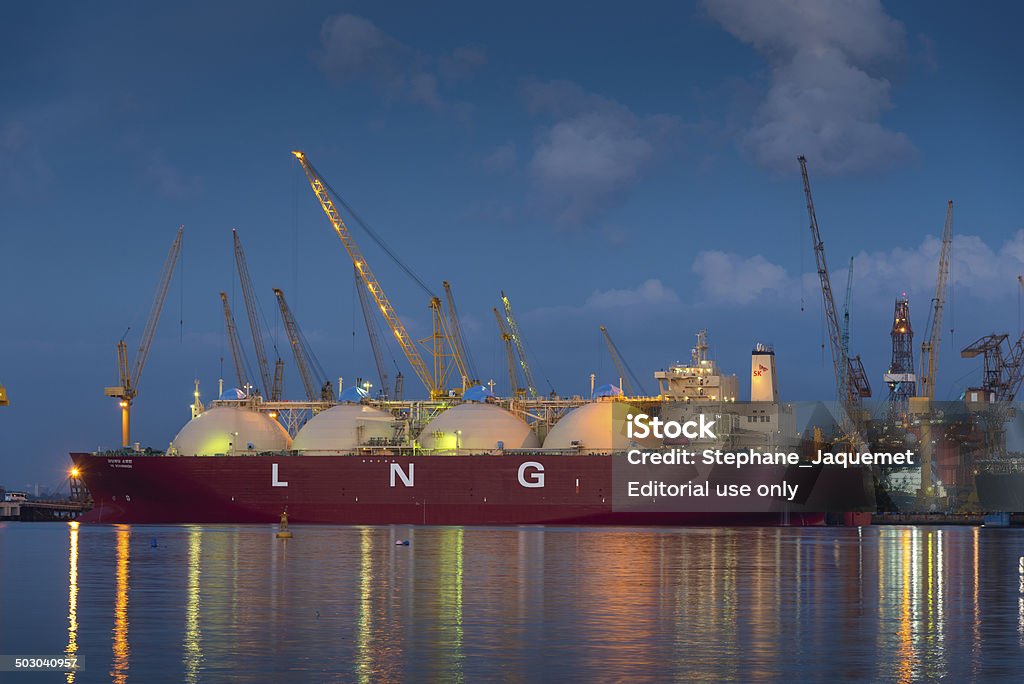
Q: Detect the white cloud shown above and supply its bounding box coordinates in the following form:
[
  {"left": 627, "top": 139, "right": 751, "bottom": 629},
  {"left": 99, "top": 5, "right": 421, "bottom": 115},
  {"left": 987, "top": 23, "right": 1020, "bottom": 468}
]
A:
[
  {"left": 522, "top": 80, "right": 679, "bottom": 226},
  {"left": 693, "top": 251, "right": 792, "bottom": 304},
  {"left": 316, "top": 14, "right": 483, "bottom": 115},
  {"left": 692, "top": 231, "right": 1024, "bottom": 308},
  {"left": 703, "top": 0, "right": 914, "bottom": 174},
  {"left": 585, "top": 279, "right": 681, "bottom": 309}
]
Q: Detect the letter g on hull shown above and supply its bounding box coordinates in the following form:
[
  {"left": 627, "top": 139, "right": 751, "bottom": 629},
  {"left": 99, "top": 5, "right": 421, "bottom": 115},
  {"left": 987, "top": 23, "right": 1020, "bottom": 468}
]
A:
[{"left": 518, "top": 461, "right": 545, "bottom": 488}]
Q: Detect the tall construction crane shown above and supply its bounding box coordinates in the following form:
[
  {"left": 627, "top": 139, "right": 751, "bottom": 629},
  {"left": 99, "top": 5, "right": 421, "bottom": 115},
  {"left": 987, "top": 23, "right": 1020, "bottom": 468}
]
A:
[
  {"left": 219, "top": 292, "right": 249, "bottom": 392},
  {"left": 104, "top": 226, "right": 184, "bottom": 447},
  {"left": 918, "top": 201, "right": 953, "bottom": 402},
  {"left": 493, "top": 307, "right": 522, "bottom": 398},
  {"left": 599, "top": 325, "right": 648, "bottom": 397},
  {"left": 841, "top": 257, "right": 854, "bottom": 360},
  {"left": 233, "top": 229, "right": 284, "bottom": 400},
  {"left": 355, "top": 265, "right": 391, "bottom": 399},
  {"left": 292, "top": 151, "right": 445, "bottom": 397},
  {"left": 443, "top": 281, "right": 479, "bottom": 387},
  {"left": 798, "top": 157, "right": 870, "bottom": 433},
  {"left": 273, "top": 288, "right": 335, "bottom": 402},
  {"left": 500, "top": 290, "right": 538, "bottom": 398}
]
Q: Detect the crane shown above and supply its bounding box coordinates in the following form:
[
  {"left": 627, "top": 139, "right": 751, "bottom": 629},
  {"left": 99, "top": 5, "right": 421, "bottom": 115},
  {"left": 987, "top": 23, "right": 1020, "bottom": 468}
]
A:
[
  {"left": 841, "top": 257, "right": 854, "bottom": 360},
  {"left": 104, "top": 226, "right": 183, "bottom": 447},
  {"left": 355, "top": 265, "right": 392, "bottom": 399},
  {"left": 233, "top": 229, "right": 284, "bottom": 400},
  {"left": 443, "top": 281, "right": 479, "bottom": 387},
  {"left": 292, "top": 151, "right": 440, "bottom": 398},
  {"left": 0, "top": 382, "right": 8, "bottom": 407},
  {"left": 493, "top": 307, "right": 522, "bottom": 397},
  {"left": 273, "top": 288, "right": 335, "bottom": 402},
  {"left": 500, "top": 290, "right": 538, "bottom": 398},
  {"left": 798, "top": 157, "right": 870, "bottom": 435},
  {"left": 219, "top": 292, "right": 249, "bottom": 393},
  {"left": 599, "top": 325, "right": 648, "bottom": 397},
  {"left": 918, "top": 201, "right": 953, "bottom": 402}
]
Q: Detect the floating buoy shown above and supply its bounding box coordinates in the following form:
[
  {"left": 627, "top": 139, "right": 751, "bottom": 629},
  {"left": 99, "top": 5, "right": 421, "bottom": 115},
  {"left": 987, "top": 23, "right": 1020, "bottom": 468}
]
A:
[
  {"left": 150, "top": 537, "right": 158, "bottom": 548},
  {"left": 395, "top": 539, "right": 410, "bottom": 546},
  {"left": 276, "top": 508, "right": 293, "bottom": 539}
]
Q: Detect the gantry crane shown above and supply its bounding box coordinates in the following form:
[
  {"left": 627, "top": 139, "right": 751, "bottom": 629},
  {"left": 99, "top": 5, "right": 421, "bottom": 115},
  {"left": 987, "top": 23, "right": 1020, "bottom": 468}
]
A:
[
  {"left": 493, "top": 307, "right": 522, "bottom": 397},
  {"left": 500, "top": 290, "right": 538, "bottom": 398},
  {"left": 355, "top": 265, "right": 391, "bottom": 399},
  {"left": 220, "top": 292, "right": 249, "bottom": 392},
  {"left": 918, "top": 201, "right": 953, "bottom": 402},
  {"left": 798, "top": 157, "right": 870, "bottom": 436},
  {"left": 104, "top": 226, "right": 184, "bottom": 447},
  {"left": 233, "top": 229, "right": 284, "bottom": 400},
  {"left": 273, "top": 288, "right": 335, "bottom": 402},
  {"left": 599, "top": 325, "right": 648, "bottom": 397},
  {"left": 292, "top": 151, "right": 450, "bottom": 397}
]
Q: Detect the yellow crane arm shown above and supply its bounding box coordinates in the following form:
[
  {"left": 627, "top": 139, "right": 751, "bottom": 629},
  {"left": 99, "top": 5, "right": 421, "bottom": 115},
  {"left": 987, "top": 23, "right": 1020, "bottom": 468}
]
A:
[
  {"left": 500, "top": 291, "right": 538, "bottom": 398},
  {"left": 291, "top": 151, "right": 435, "bottom": 396},
  {"left": 918, "top": 200, "right": 953, "bottom": 401},
  {"left": 493, "top": 307, "right": 521, "bottom": 397}
]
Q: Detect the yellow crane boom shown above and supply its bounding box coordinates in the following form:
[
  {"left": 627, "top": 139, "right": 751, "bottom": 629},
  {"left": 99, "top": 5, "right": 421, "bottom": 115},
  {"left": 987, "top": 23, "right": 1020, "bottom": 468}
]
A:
[
  {"left": 493, "top": 307, "right": 522, "bottom": 397},
  {"left": 501, "top": 291, "right": 538, "bottom": 398},
  {"left": 292, "top": 150, "right": 436, "bottom": 397},
  {"left": 0, "top": 382, "right": 8, "bottom": 407},
  {"left": 918, "top": 200, "right": 953, "bottom": 401},
  {"left": 104, "top": 225, "right": 183, "bottom": 447}
]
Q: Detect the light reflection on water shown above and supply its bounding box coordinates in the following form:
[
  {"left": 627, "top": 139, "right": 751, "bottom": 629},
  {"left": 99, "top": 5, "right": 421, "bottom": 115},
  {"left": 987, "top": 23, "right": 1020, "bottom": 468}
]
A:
[{"left": 4, "top": 524, "right": 1024, "bottom": 681}]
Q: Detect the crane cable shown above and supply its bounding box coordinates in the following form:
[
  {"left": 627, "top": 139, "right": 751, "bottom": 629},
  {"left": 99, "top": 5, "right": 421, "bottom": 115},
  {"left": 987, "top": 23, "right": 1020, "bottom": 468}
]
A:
[{"left": 313, "top": 165, "right": 437, "bottom": 299}]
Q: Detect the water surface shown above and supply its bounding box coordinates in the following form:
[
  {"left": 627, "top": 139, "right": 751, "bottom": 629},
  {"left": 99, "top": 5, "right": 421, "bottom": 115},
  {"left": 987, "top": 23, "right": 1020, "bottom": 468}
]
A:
[{"left": 2, "top": 523, "right": 1023, "bottom": 682}]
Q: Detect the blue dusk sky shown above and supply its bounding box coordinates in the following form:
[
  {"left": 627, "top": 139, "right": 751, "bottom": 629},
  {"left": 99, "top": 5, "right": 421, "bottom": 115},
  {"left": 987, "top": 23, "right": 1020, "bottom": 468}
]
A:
[{"left": 2, "top": 1, "right": 1023, "bottom": 487}]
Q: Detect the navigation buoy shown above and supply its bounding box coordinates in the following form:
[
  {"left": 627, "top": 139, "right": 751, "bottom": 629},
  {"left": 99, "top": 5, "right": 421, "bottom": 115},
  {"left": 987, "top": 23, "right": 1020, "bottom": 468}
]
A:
[
  {"left": 150, "top": 537, "right": 158, "bottom": 548},
  {"left": 276, "top": 508, "right": 293, "bottom": 539},
  {"left": 395, "top": 539, "right": 410, "bottom": 546}
]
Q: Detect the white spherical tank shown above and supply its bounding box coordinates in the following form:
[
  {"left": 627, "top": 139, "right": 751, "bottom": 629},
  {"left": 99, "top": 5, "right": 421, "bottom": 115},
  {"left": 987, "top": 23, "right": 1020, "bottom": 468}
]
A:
[
  {"left": 170, "top": 406, "right": 291, "bottom": 456},
  {"left": 292, "top": 404, "right": 394, "bottom": 453},
  {"left": 419, "top": 403, "right": 540, "bottom": 453},
  {"left": 543, "top": 401, "right": 635, "bottom": 451}
]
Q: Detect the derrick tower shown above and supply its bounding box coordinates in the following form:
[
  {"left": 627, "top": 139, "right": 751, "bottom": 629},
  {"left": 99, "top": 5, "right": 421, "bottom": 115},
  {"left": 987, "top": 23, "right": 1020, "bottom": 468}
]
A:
[{"left": 884, "top": 296, "right": 916, "bottom": 424}]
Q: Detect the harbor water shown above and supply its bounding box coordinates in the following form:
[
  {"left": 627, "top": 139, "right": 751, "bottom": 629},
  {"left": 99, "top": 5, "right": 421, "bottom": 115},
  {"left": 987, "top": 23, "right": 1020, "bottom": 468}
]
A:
[{"left": 3, "top": 523, "right": 1024, "bottom": 682}]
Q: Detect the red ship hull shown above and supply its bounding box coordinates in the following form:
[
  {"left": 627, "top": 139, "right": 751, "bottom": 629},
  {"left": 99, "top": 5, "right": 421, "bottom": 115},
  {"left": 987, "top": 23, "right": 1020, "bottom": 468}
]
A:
[{"left": 70, "top": 452, "right": 834, "bottom": 526}]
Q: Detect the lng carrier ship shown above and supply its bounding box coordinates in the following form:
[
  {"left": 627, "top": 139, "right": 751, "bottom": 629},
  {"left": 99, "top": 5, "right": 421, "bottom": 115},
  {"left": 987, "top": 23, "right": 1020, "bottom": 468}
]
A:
[{"left": 73, "top": 332, "right": 874, "bottom": 525}]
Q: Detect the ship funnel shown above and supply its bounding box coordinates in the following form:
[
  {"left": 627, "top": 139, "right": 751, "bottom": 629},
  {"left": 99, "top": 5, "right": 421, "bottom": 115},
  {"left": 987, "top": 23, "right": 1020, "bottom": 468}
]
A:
[{"left": 750, "top": 343, "right": 778, "bottom": 402}]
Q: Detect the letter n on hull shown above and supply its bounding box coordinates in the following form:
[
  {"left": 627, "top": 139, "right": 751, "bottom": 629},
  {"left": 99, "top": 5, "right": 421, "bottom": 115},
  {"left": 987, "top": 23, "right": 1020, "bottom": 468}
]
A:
[{"left": 391, "top": 462, "right": 414, "bottom": 487}]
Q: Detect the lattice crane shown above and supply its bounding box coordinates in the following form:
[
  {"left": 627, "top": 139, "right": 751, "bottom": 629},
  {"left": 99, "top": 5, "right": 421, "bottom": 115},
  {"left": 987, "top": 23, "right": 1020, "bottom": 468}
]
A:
[
  {"left": 599, "top": 325, "right": 648, "bottom": 397},
  {"left": 104, "top": 226, "right": 183, "bottom": 447},
  {"left": 841, "top": 257, "right": 854, "bottom": 360},
  {"left": 233, "top": 229, "right": 284, "bottom": 400},
  {"left": 493, "top": 307, "right": 522, "bottom": 398},
  {"left": 356, "top": 265, "right": 392, "bottom": 399},
  {"left": 798, "top": 157, "right": 870, "bottom": 434},
  {"left": 220, "top": 292, "right": 249, "bottom": 393},
  {"left": 292, "top": 151, "right": 440, "bottom": 397},
  {"left": 273, "top": 288, "right": 334, "bottom": 402},
  {"left": 918, "top": 201, "right": 953, "bottom": 402},
  {"left": 500, "top": 291, "right": 538, "bottom": 398},
  {"left": 443, "top": 281, "right": 479, "bottom": 387}
]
